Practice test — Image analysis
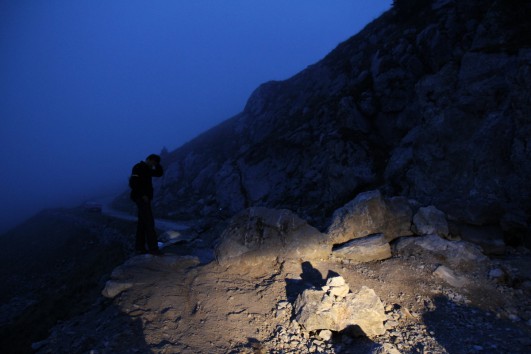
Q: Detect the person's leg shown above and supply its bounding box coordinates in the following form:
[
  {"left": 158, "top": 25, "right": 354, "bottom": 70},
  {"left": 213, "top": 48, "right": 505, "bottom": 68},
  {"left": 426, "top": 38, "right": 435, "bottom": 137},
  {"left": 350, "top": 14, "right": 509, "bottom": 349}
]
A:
[
  {"left": 143, "top": 202, "right": 160, "bottom": 253},
  {"left": 135, "top": 200, "right": 148, "bottom": 252}
]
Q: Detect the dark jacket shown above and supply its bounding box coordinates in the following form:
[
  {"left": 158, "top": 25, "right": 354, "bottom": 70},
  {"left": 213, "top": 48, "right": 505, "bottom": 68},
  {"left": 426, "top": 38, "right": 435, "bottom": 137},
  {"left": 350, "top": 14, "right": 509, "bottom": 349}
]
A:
[{"left": 129, "top": 161, "right": 163, "bottom": 201}]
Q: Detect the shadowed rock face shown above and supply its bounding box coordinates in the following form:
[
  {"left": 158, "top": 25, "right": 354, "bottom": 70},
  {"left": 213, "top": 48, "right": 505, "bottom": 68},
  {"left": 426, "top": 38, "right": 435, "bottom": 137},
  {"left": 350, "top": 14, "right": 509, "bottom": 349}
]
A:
[{"left": 118, "top": 0, "right": 530, "bottom": 241}]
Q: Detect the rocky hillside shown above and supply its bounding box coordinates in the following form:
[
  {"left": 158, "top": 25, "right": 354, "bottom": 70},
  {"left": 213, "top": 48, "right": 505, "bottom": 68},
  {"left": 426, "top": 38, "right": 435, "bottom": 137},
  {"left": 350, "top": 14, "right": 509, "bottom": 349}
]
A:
[
  {"left": 35, "top": 199, "right": 531, "bottom": 353},
  {"left": 116, "top": 0, "right": 530, "bottom": 244}
]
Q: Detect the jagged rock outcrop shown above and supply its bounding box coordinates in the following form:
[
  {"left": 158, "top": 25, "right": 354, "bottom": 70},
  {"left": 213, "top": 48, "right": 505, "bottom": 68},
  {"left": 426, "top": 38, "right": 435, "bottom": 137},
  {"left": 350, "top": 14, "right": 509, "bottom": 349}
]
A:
[{"left": 116, "top": 0, "right": 530, "bottom": 244}]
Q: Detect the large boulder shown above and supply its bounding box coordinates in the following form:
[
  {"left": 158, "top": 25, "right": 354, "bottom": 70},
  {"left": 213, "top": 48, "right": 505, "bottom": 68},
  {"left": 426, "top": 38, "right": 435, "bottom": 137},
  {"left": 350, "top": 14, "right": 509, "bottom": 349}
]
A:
[
  {"left": 294, "top": 276, "right": 386, "bottom": 338},
  {"left": 412, "top": 205, "right": 449, "bottom": 238},
  {"left": 215, "top": 207, "right": 330, "bottom": 266},
  {"left": 326, "top": 190, "right": 412, "bottom": 245}
]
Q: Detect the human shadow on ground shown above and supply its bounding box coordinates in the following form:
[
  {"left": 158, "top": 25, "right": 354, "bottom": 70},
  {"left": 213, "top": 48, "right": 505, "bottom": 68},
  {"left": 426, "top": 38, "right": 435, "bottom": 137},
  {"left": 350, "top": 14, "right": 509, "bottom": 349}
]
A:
[
  {"left": 423, "top": 295, "right": 530, "bottom": 354},
  {"left": 285, "top": 261, "right": 324, "bottom": 301},
  {"left": 285, "top": 261, "right": 340, "bottom": 301}
]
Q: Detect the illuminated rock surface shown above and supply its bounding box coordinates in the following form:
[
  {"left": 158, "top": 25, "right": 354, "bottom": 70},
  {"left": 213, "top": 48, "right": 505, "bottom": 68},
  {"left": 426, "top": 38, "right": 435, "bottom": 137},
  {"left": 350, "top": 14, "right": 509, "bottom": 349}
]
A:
[
  {"left": 332, "top": 233, "right": 392, "bottom": 264},
  {"left": 326, "top": 190, "right": 412, "bottom": 244},
  {"left": 215, "top": 207, "right": 330, "bottom": 266},
  {"left": 294, "top": 277, "right": 387, "bottom": 337}
]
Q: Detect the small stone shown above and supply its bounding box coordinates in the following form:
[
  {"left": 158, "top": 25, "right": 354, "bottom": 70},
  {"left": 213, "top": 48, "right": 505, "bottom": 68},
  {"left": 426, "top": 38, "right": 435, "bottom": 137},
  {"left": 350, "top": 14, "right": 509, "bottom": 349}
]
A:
[
  {"left": 290, "top": 320, "right": 299, "bottom": 328},
  {"left": 385, "top": 320, "right": 399, "bottom": 329},
  {"left": 326, "top": 276, "right": 346, "bottom": 287},
  {"left": 318, "top": 329, "right": 333, "bottom": 341},
  {"left": 433, "top": 265, "right": 468, "bottom": 287},
  {"left": 329, "top": 284, "right": 350, "bottom": 298},
  {"left": 277, "top": 301, "right": 289, "bottom": 310},
  {"left": 313, "top": 339, "right": 323, "bottom": 346}
]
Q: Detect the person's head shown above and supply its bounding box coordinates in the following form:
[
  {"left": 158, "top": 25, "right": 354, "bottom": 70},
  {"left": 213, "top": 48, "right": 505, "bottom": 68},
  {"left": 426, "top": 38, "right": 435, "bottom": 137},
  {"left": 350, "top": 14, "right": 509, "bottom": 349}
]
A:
[{"left": 145, "top": 154, "right": 161, "bottom": 167}]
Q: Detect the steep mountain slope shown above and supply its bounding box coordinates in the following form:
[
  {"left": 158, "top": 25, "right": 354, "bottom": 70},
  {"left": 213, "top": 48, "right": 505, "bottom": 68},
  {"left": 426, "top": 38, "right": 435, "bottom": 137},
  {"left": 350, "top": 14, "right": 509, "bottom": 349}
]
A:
[{"left": 119, "top": 0, "right": 530, "bottom": 242}]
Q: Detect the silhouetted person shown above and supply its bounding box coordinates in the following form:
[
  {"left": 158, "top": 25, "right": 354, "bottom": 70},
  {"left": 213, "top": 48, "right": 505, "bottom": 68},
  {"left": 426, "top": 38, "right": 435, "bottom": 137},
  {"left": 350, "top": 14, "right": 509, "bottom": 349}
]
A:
[{"left": 129, "top": 154, "right": 164, "bottom": 255}]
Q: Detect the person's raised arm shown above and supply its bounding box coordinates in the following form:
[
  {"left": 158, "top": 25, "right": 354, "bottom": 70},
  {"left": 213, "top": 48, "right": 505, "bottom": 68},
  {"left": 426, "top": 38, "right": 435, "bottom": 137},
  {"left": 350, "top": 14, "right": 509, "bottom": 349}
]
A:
[{"left": 151, "top": 163, "right": 163, "bottom": 177}]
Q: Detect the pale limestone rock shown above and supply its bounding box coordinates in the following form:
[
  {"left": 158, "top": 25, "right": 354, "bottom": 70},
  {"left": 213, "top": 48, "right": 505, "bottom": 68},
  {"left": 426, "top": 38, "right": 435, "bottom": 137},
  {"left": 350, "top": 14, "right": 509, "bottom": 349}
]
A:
[
  {"left": 326, "top": 190, "right": 412, "bottom": 244},
  {"left": 433, "top": 265, "right": 468, "bottom": 287},
  {"left": 324, "top": 276, "right": 350, "bottom": 298},
  {"left": 329, "top": 284, "right": 350, "bottom": 299},
  {"left": 333, "top": 233, "right": 391, "bottom": 264},
  {"left": 215, "top": 207, "right": 330, "bottom": 266},
  {"left": 294, "top": 281, "right": 386, "bottom": 338},
  {"left": 326, "top": 276, "right": 346, "bottom": 287},
  {"left": 318, "top": 329, "right": 333, "bottom": 341}
]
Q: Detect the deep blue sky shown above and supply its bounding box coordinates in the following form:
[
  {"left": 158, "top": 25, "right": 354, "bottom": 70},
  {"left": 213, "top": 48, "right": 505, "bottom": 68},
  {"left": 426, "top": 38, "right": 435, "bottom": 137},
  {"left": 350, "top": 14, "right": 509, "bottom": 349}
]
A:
[{"left": 0, "top": 1, "right": 391, "bottom": 232}]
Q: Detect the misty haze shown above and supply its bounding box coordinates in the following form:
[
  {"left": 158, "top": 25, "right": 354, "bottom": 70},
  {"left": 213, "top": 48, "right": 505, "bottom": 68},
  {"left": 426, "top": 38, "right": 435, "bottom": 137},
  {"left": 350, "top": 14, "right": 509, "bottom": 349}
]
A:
[
  {"left": 1, "top": 1, "right": 530, "bottom": 353},
  {"left": 0, "top": 1, "right": 390, "bottom": 233}
]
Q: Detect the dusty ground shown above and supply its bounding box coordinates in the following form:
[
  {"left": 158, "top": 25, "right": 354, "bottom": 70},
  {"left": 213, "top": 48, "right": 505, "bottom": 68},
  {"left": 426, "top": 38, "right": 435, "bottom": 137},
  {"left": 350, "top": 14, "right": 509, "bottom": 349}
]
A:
[{"left": 37, "top": 235, "right": 531, "bottom": 354}]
